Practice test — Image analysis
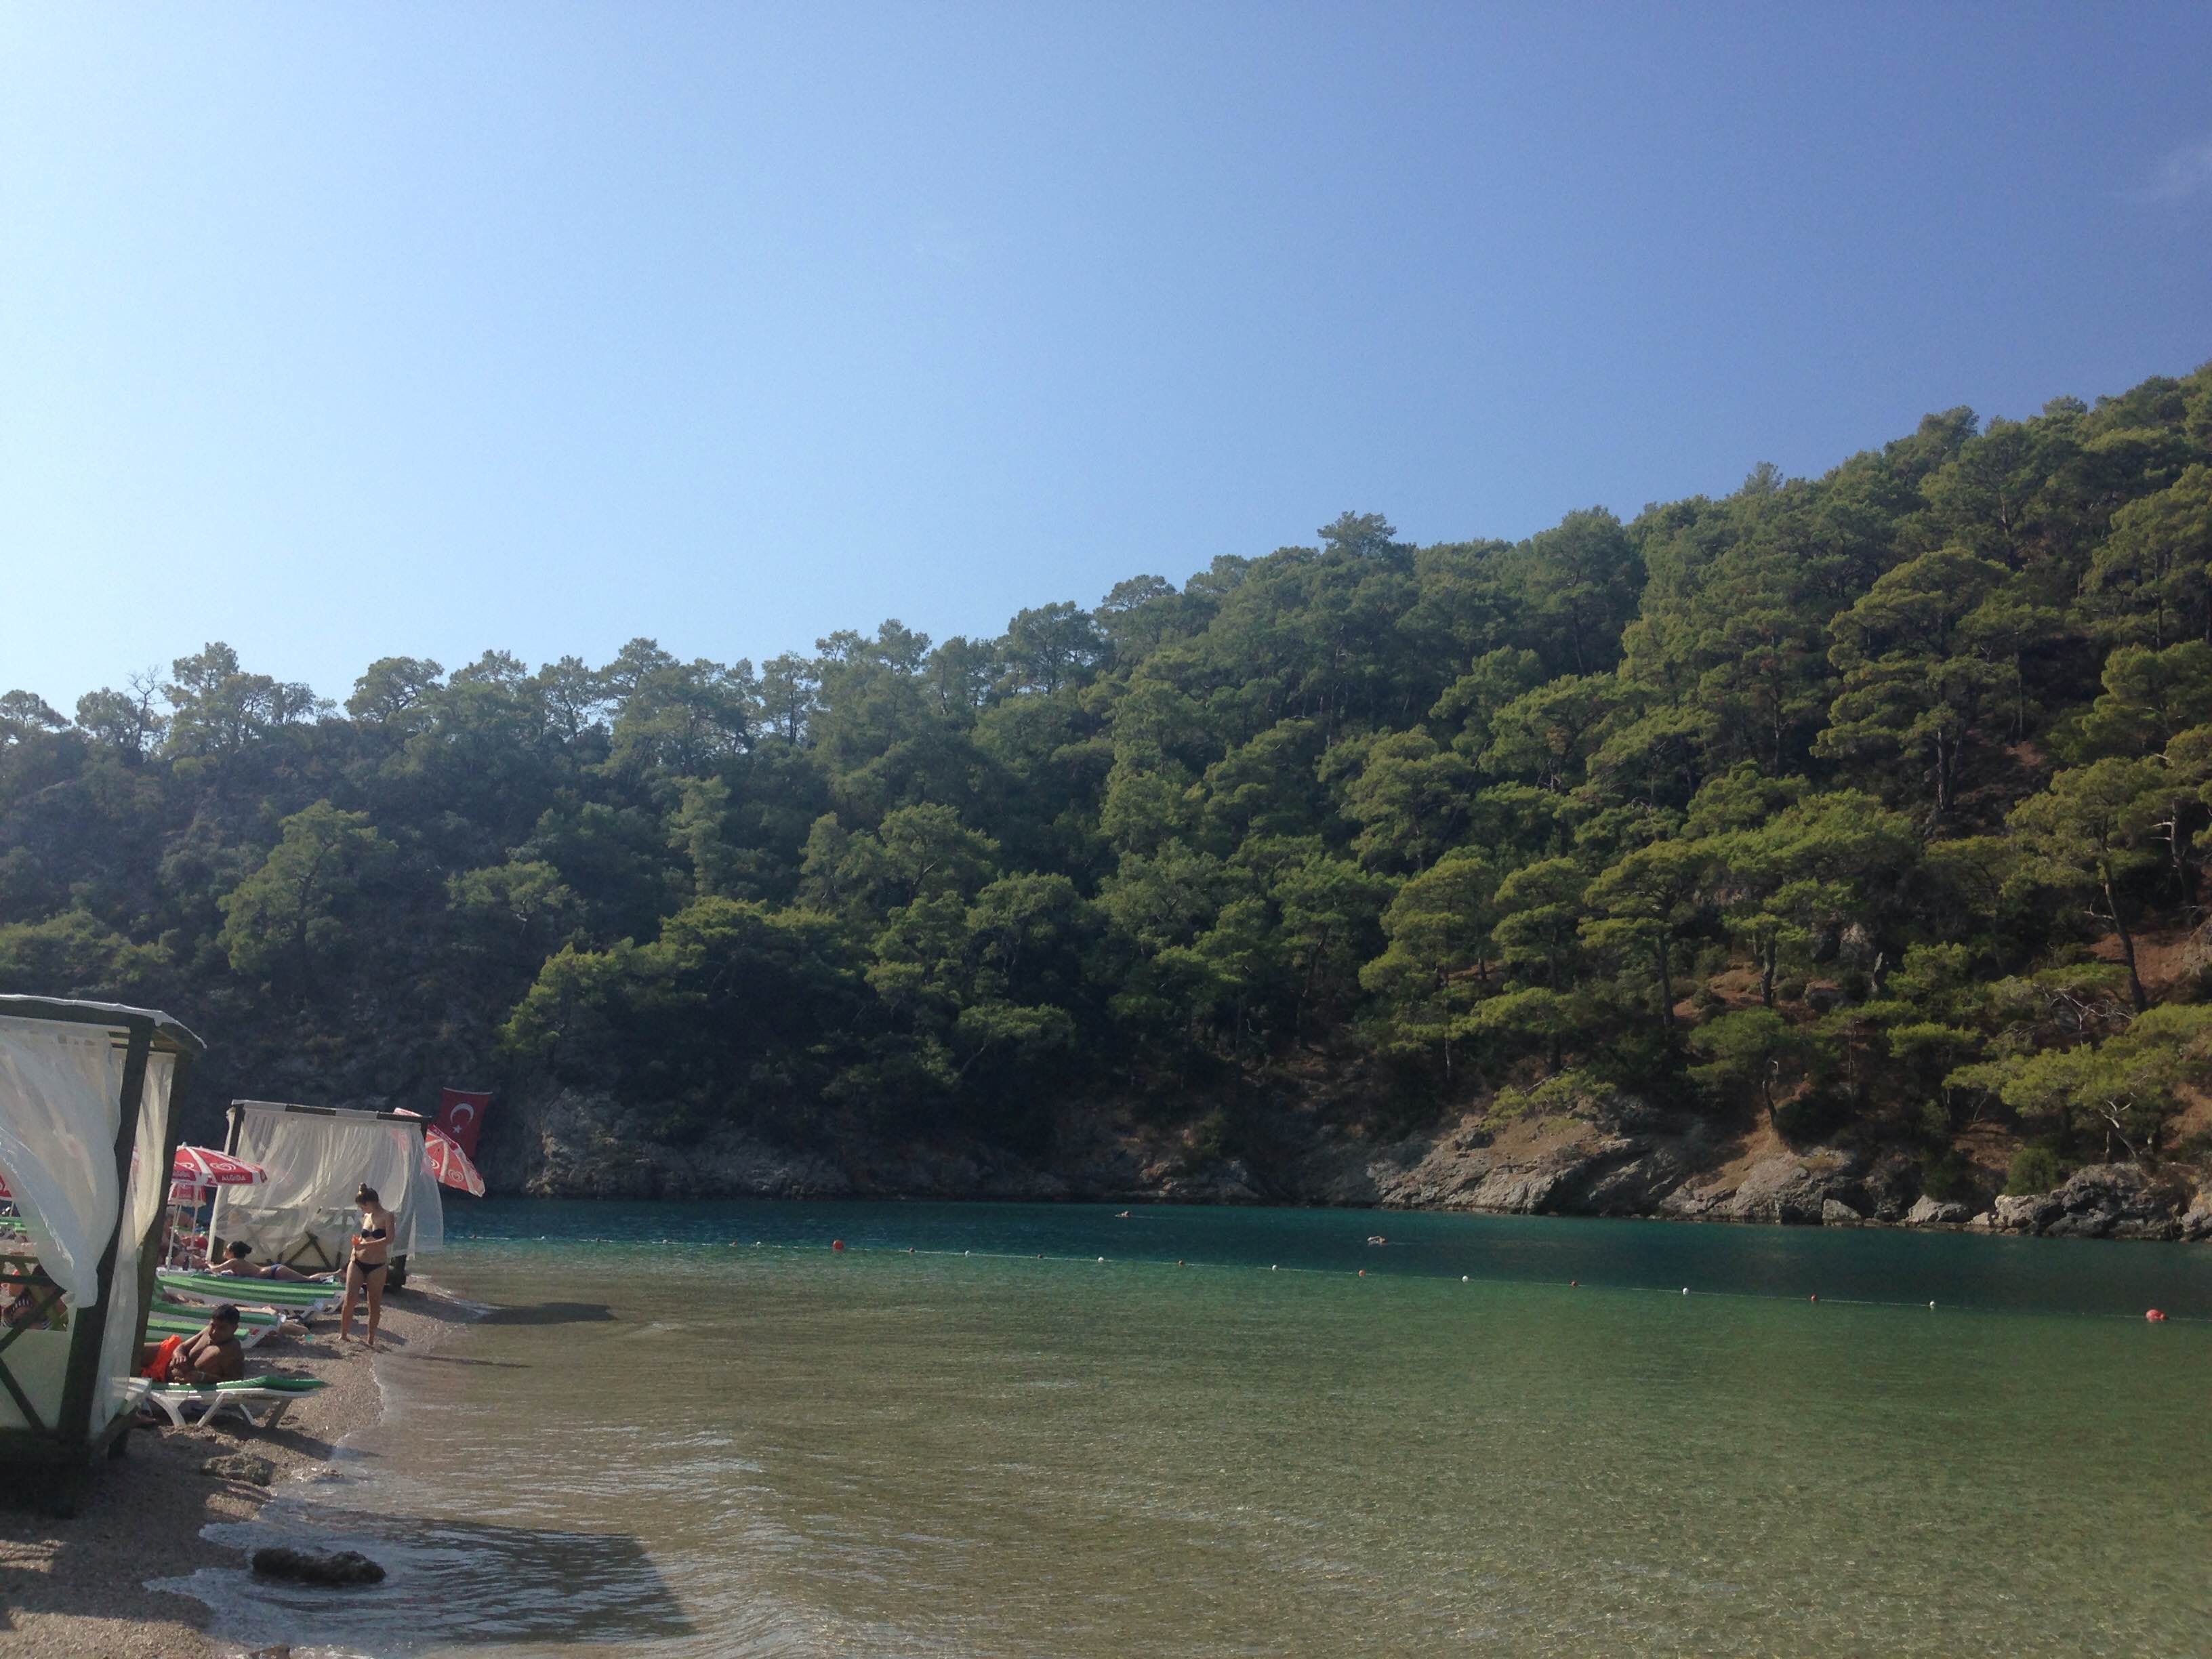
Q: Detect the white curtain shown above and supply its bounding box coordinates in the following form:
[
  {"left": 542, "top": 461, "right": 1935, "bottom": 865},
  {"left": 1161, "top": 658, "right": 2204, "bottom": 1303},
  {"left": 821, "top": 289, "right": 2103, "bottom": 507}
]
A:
[
  {"left": 213, "top": 1105, "right": 444, "bottom": 1260},
  {"left": 98, "top": 1050, "right": 176, "bottom": 1427},
  {"left": 0, "top": 1015, "right": 126, "bottom": 1305}
]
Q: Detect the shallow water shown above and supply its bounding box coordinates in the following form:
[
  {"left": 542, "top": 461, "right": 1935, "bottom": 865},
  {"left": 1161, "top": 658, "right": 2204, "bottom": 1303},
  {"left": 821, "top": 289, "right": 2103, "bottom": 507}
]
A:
[{"left": 171, "top": 1202, "right": 2212, "bottom": 1656}]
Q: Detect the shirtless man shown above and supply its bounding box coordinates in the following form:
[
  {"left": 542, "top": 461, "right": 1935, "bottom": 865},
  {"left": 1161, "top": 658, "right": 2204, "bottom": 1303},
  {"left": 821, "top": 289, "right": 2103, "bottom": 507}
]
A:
[
  {"left": 208, "top": 1239, "right": 337, "bottom": 1283},
  {"left": 140, "top": 1305, "right": 245, "bottom": 1385},
  {"left": 339, "top": 1183, "right": 396, "bottom": 1351}
]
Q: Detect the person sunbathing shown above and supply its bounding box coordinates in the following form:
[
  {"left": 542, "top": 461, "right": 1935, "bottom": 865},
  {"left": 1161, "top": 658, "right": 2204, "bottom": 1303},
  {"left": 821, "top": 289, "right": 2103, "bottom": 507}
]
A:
[
  {"left": 207, "top": 1240, "right": 337, "bottom": 1282},
  {"left": 140, "top": 1305, "right": 246, "bottom": 1385}
]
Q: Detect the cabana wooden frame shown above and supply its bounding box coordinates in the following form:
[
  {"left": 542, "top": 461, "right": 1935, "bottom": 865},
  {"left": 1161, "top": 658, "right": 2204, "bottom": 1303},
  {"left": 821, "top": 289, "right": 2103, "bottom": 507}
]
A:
[{"left": 0, "top": 996, "right": 203, "bottom": 1512}]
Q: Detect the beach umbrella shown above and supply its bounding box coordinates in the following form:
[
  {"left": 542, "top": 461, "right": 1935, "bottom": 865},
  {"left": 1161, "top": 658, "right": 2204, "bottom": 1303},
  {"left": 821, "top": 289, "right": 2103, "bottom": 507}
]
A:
[
  {"left": 162, "top": 1149, "right": 265, "bottom": 1267},
  {"left": 172, "top": 1145, "right": 266, "bottom": 1187},
  {"left": 422, "top": 1126, "right": 486, "bottom": 1197}
]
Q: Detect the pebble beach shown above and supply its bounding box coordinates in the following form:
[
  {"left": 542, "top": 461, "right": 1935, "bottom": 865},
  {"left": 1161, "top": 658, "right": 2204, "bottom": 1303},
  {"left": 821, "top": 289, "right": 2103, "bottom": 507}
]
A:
[{"left": 1, "top": 1285, "right": 473, "bottom": 1658}]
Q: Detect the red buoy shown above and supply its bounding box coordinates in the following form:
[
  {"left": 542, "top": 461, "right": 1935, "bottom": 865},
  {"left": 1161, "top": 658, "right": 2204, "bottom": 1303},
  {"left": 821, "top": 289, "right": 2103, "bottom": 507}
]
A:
[
  {"left": 2146, "top": 1308, "right": 2167, "bottom": 1322},
  {"left": 832, "top": 1240, "right": 845, "bottom": 1251},
  {"left": 1357, "top": 1269, "right": 1366, "bottom": 1277}
]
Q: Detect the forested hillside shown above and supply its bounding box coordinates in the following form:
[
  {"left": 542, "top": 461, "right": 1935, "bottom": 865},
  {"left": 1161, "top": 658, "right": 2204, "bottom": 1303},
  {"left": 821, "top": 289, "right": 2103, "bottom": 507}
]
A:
[{"left": 7, "top": 365, "right": 2212, "bottom": 1206}]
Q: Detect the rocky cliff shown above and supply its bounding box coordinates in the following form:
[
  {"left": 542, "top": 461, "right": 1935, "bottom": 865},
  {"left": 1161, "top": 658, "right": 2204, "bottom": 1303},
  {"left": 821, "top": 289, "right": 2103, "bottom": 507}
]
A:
[{"left": 474, "top": 1085, "right": 2212, "bottom": 1241}]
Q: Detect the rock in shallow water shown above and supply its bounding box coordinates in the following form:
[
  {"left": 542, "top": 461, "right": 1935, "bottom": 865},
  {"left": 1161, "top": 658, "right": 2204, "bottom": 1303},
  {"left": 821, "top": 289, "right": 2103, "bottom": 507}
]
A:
[{"left": 251, "top": 1547, "right": 387, "bottom": 1586}]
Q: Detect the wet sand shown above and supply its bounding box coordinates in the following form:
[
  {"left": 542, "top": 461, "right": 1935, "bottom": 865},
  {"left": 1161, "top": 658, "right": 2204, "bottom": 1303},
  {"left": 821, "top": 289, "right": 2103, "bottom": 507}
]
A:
[{"left": 1, "top": 1283, "right": 472, "bottom": 1658}]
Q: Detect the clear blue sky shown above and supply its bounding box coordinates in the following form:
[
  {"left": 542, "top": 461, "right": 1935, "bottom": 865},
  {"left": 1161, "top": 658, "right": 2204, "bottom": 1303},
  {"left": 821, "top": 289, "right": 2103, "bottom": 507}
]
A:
[{"left": 3, "top": 4, "right": 2209, "bottom": 712}]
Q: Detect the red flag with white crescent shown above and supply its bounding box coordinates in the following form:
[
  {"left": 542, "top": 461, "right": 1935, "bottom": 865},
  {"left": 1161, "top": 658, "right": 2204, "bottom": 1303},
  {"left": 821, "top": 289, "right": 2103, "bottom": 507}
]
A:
[{"left": 434, "top": 1087, "right": 491, "bottom": 1159}]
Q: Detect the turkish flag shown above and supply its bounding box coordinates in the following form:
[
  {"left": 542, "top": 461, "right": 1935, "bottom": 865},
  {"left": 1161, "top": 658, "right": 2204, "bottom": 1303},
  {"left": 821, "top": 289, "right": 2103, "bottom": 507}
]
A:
[{"left": 434, "top": 1088, "right": 491, "bottom": 1159}]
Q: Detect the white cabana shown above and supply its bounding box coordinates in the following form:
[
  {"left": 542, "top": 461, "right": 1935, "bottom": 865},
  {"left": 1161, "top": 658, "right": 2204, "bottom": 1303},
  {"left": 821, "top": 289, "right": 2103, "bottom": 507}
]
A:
[
  {"left": 0, "top": 996, "right": 203, "bottom": 1509},
  {"left": 209, "top": 1101, "right": 443, "bottom": 1279}
]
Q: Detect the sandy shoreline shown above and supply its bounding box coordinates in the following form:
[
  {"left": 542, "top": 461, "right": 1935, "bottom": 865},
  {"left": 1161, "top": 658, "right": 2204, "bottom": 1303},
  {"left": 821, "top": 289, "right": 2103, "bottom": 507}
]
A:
[{"left": 1, "top": 1281, "right": 476, "bottom": 1658}]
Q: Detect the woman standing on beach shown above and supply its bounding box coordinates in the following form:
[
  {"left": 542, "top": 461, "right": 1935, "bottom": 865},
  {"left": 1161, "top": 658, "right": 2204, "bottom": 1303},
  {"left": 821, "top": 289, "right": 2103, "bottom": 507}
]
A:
[{"left": 339, "top": 1183, "right": 396, "bottom": 1351}]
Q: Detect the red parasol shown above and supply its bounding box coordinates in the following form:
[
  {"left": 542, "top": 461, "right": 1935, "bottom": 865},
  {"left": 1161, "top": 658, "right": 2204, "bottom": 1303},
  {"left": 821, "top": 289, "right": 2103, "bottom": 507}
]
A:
[
  {"left": 422, "top": 1126, "right": 486, "bottom": 1197},
  {"left": 173, "top": 1146, "right": 268, "bottom": 1188}
]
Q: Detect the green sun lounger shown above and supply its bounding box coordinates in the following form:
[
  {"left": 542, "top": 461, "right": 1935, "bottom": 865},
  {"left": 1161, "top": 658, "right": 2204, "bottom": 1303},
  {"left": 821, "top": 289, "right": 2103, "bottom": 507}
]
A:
[
  {"left": 142, "top": 1374, "right": 327, "bottom": 1431},
  {"left": 143, "top": 1311, "right": 276, "bottom": 1350},
  {"left": 157, "top": 1269, "right": 342, "bottom": 1311},
  {"left": 152, "top": 1309, "right": 289, "bottom": 1336}
]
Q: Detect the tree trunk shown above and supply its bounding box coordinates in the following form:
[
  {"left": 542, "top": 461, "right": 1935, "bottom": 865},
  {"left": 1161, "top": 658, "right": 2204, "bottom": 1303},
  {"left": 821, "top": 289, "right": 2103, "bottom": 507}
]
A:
[
  {"left": 2104, "top": 871, "right": 2149, "bottom": 1012},
  {"left": 2161, "top": 792, "right": 2197, "bottom": 905}
]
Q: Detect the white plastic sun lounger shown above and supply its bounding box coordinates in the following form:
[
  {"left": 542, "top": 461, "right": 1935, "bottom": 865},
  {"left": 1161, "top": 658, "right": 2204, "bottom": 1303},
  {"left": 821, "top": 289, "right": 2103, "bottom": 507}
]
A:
[{"left": 141, "top": 1378, "right": 327, "bottom": 1431}]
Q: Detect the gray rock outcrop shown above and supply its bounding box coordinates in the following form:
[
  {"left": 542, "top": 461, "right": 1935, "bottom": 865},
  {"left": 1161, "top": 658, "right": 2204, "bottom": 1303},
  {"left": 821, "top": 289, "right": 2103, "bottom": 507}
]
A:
[
  {"left": 1905, "top": 1195, "right": 1968, "bottom": 1227},
  {"left": 1315, "top": 1110, "right": 1713, "bottom": 1219},
  {"left": 1661, "top": 1149, "right": 1862, "bottom": 1225},
  {"left": 1858, "top": 1152, "right": 1929, "bottom": 1221},
  {"left": 2182, "top": 1187, "right": 2212, "bottom": 1242},
  {"left": 1988, "top": 1165, "right": 2186, "bottom": 1240}
]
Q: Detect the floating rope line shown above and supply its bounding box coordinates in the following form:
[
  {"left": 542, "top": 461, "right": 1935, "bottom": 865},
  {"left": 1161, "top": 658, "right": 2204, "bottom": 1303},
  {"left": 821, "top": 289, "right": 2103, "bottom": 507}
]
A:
[{"left": 501, "top": 1235, "right": 2212, "bottom": 1327}]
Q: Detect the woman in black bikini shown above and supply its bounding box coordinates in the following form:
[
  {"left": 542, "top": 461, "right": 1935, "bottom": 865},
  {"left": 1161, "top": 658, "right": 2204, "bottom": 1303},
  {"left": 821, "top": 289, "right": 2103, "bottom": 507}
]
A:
[{"left": 340, "top": 1182, "right": 396, "bottom": 1351}]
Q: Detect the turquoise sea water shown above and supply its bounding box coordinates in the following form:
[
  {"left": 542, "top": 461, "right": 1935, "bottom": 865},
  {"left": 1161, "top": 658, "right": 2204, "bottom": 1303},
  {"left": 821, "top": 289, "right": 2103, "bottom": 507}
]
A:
[{"left": 168, "top": 1202, "right": 2212, "bottom": 1656}]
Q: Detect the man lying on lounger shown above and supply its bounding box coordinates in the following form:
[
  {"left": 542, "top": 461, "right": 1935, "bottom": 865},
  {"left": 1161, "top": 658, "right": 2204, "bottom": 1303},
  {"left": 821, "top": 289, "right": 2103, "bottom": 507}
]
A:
[
  {"left": 207, "top": 1239, "right": 338, "bottom": 1283},
  {"left": 140, "top": 1304, "right": 246, "bottom": 1385}
]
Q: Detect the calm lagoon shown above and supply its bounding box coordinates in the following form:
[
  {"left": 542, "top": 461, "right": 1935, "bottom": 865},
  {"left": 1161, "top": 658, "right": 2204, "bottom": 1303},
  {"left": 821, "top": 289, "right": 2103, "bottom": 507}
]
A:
[{"left": 180, "top": 1201, "right": 2212, "bottom": 1656}]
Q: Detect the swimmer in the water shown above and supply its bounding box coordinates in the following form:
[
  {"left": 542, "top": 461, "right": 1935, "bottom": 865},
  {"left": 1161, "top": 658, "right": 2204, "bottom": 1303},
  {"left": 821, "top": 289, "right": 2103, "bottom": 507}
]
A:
[
  {"left": 1366, "top": 1235, "right": 1387, "bottom": 1245},
  {"left": 1115, "top": 1210, "right": 1132, "bottom": 1218}
]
